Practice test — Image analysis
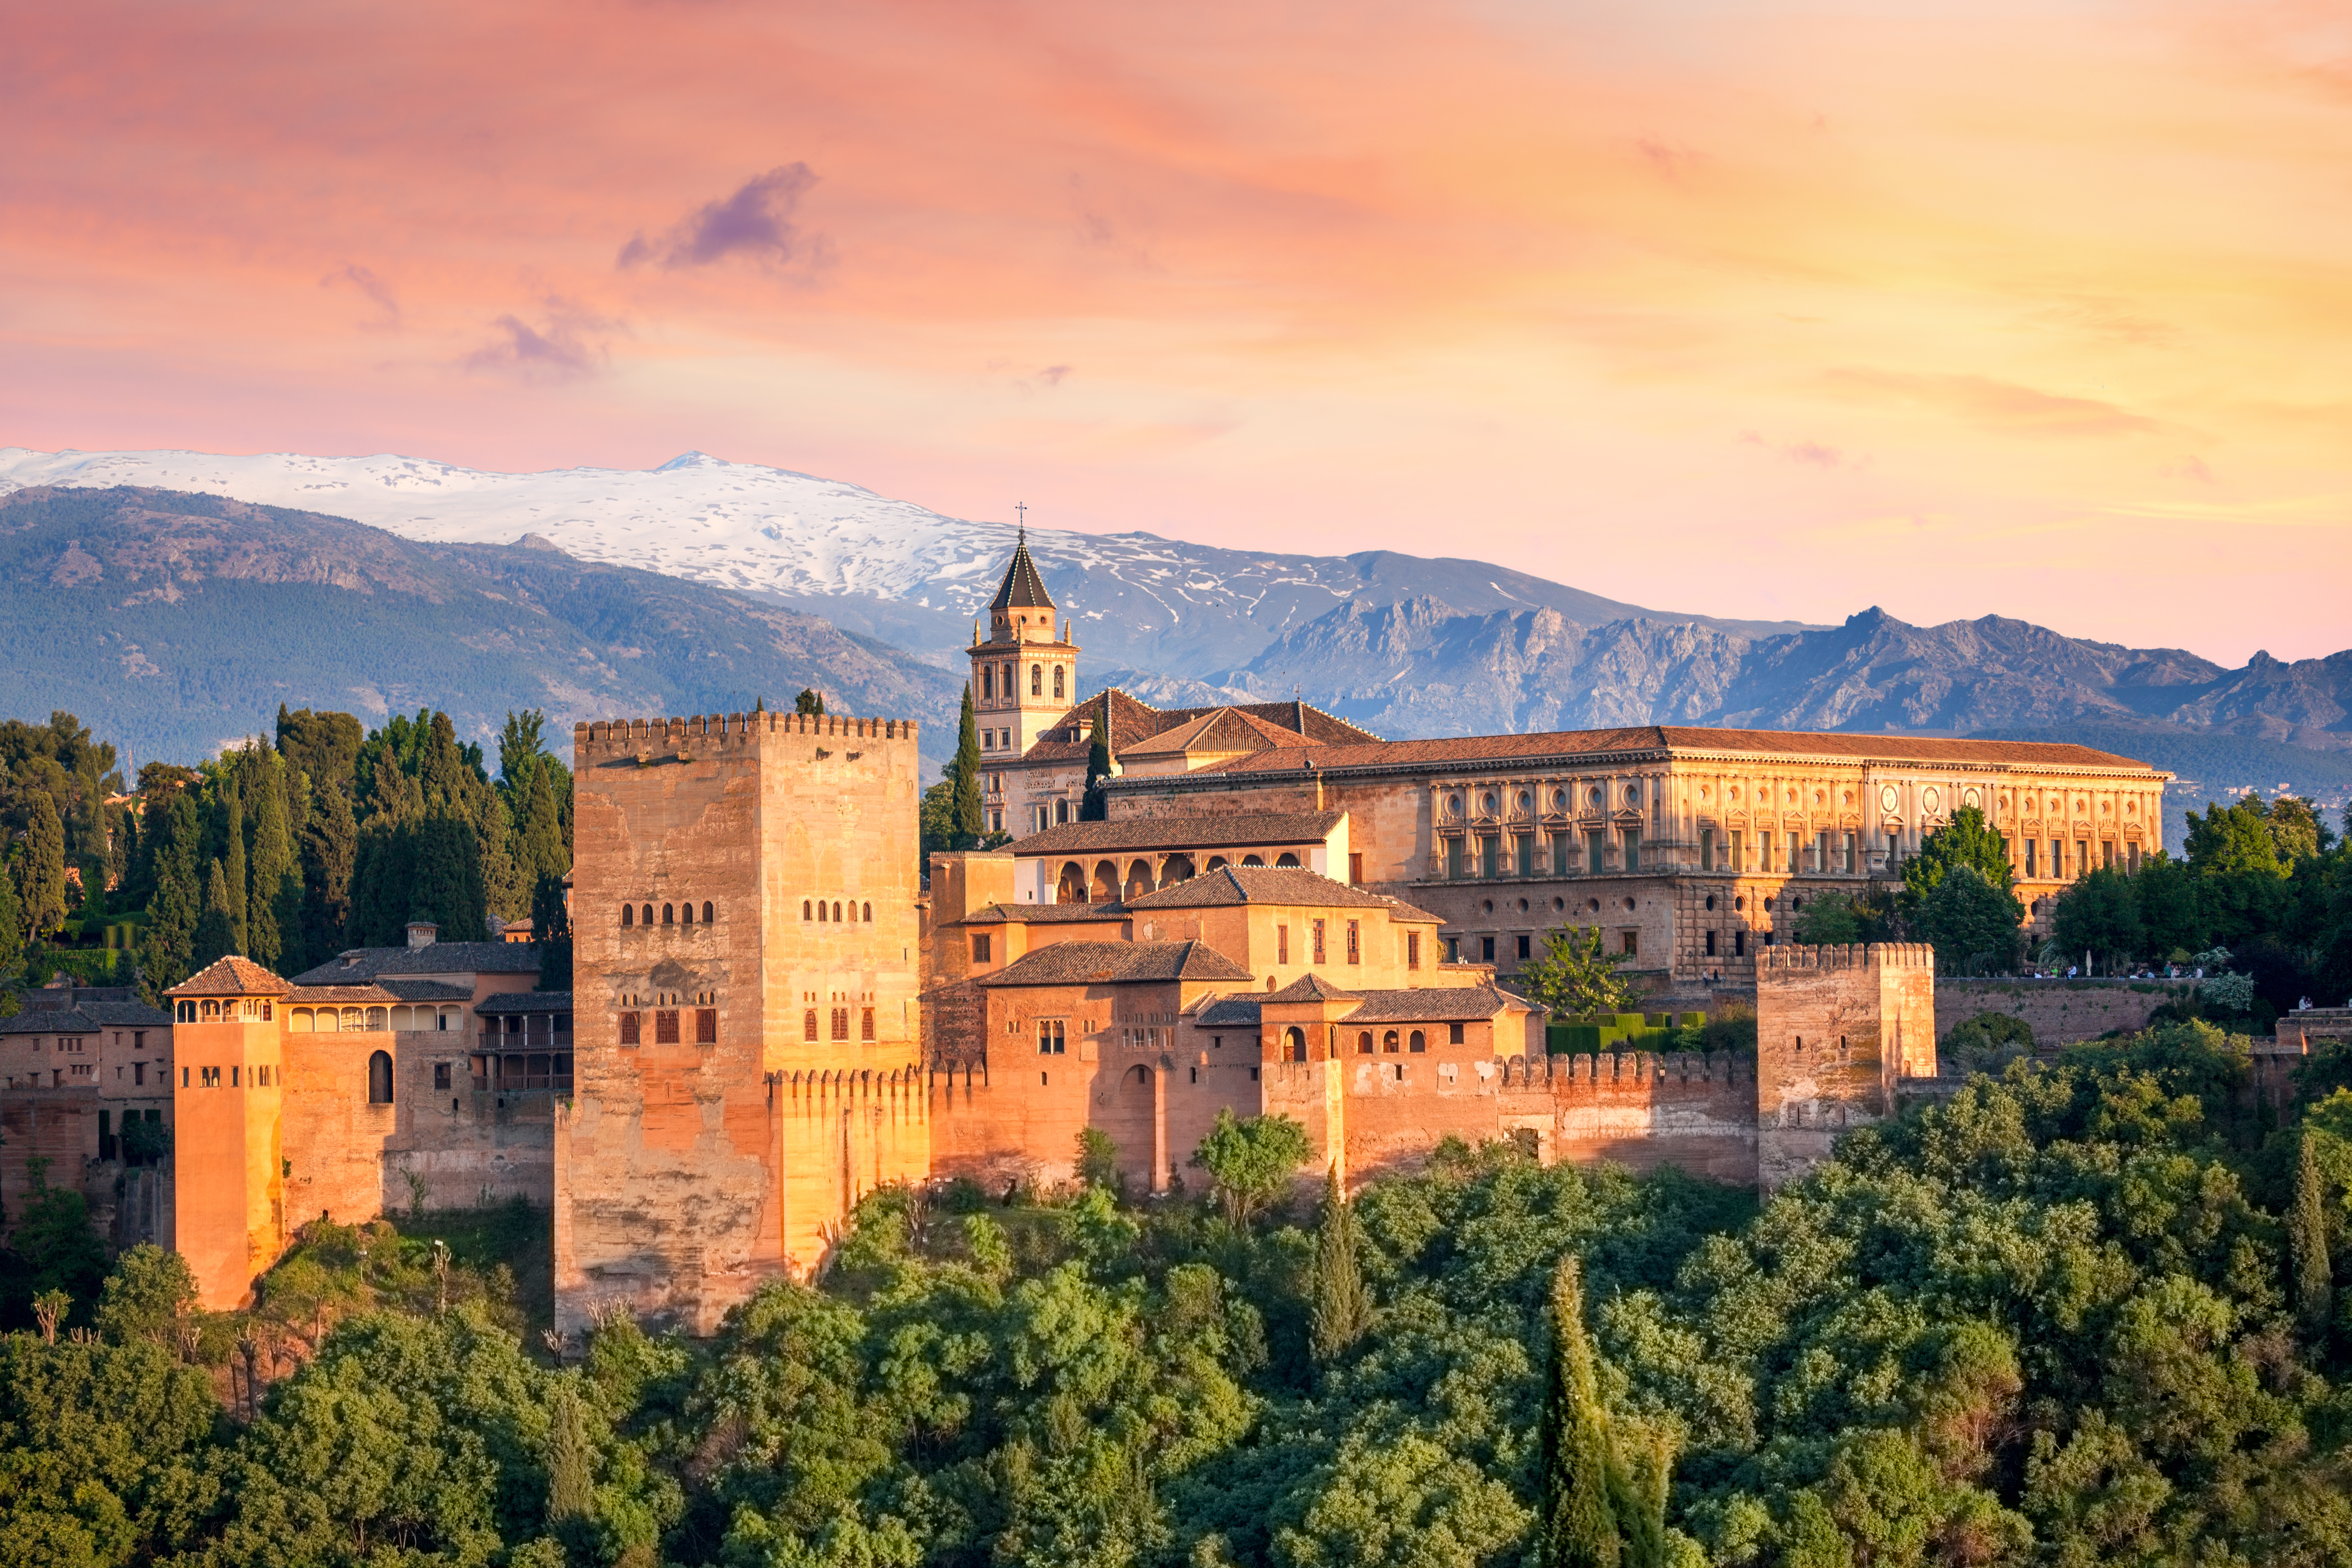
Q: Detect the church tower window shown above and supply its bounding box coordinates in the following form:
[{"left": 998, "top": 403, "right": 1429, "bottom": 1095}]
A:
[{"left": 1030, "top": 664, "right": 1042, "bottom": 697}]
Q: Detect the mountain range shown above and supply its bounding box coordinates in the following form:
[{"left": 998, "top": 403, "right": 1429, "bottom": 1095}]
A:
[{"left": 1, "top": 447, "right": 2347, "bottom": 840}]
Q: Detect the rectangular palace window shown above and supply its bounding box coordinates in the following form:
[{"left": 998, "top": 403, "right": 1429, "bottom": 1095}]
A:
[
  {"left": 860, "top": 1008, "right": 875, "bottom": 1042},
  {"left": 972, "top": 933, "right": 992, "bottom": 963},
  {"left": 1700, "top": 828, "right": 1715, "bottom": 871},
  {"left": 1278, "top": 924, "right": 1290, "bottom": 964},
  {"left": 803, "top": 1008, "right": 819, "bottom": 1042},
  {"left": 1480, "top": 836, "right": 1498, "bottom": 879},
  {"left": 1312, "top": 920, "right": 1326, "bottom": 964},
  {"left": 1447, "top": 838, "right": 1465, "bottom": 879},
  {"left": 1346, "top": 920, "right": 1359, "bottom": 964},
  {"left": 1037, "top": 1020, "right": 1066, "bottom": 1055},
  {"left": 655, "top": 1010, "right": 680, "bottom": 1044},
  {"left": 830, "top": 1007, "right": 850, "bottom": 1042},
  {"left": 1553, "top": 833, "right": 1571, "bottom": 875},
  {"left": 1407, "top": 932, "right": 1421, "bottom": 969},
  {"left": 620, "top": 1012, "right": 641, "bottom": 1046},
  {"left": 1623, "top": 827, "right": 1641, "bottom": 872},
  {"left": 695, "top": 1008, "right": 717, "bottom": 1044}
]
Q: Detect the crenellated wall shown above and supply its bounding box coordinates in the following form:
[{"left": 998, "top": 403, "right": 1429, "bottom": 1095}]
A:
[{"left": 1755, "top": 942, "right": 1936, "bottom": 1190}]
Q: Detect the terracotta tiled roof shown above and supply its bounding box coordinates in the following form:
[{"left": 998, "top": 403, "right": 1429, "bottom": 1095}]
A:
[
  {"left": 1007, "top": 811, "right": 1343, "bottom": 857},
  {"left": 168, "top": 956, "right": 291, "bottom": 996},
  {"left": 958, "top": 901, "right": 1131, "bottom": 925},
  {"left": 1266, "top": 973, "right": 1358, "bottom": 1003},
  {"left": 1195, "top": 996, "right": 1264, "bottom": 1027},
  {"left": 1341, "top": 985, "right": 1521, "bottom": 1024},
  {"left": 289, "top": 942, "right": 541, "bottom": 984},
  {"left": 1124, "top": 865, "right": 1408, "bottom": 912},
  {"left": 977, "top": 939, "right": 1255, "bottom": 987},
  {"left": 283, "top": 979, "right": 473, "bottom": 1006},
  {"left": 1148, "top": 724, "right": 2161, "bottom": 779},
  {"left": 989, "top": 537, "right": 1056, "bottom": 611},
  {"left": 1017, "top": 690, "right": 1379, "bottom": 766},
  {"left": 476, "top": 991, "right": 574, "bottom": 1014},
  {"left": 0, "top": 999, "right": 171, "bottom": 1033},
  {"left": 1122, "top": 708, "right": 1320, "bottom": 759}
]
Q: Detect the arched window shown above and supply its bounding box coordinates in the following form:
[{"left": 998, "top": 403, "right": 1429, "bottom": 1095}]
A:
[
  {"left": 1053, "top": 665, "right": 1064, "bottom": 700},
  {"left": 681, "top": 902, "right": 694, "bottom": 925},
  {"left": 641, "top": 904, "right": 653, "bottom": 927},
  {"left": 1241, "top": 854, "right": 1265, "bottom": 867},
  {"left": 862, "top": 902, "right": 872, "bottom": 922},
  {"left": 1384, "top": 1030, "right": 1400, "bottom": 1054},
  {"left": 1357, "top": 1031, "right": 1373, "bottom": 1054},
  {"left": 662, "top": 904, "right": 675, "bottom": 925},
  {"left": 1274, "top": 852, "right": 1301, "bottom": 868},
  {"left": 367, "top": 1050, "right": 394, "bottom": 1105},
  {"left": 818, "top": 901, "right": 828, "bottom": 922},
  {"left": 1408, "top": 1030, "right": 1427, "bottom": 1053},
  {"left": 982, "top": 666, "right": 994, "bottom": 701},
  {"left": 802, "top": 899, "right": 812, "bottom": 920},
  {"left": 833, "top": 901, "right": 843, "bottom": 922},
  {"left": 1284, "top": 1026, "right": 1308, "bottom": 1063},
  {"left": 621, "top": 904, "right": 634, "bottom": 927},
  {"left": 1030, "top": 664, "right": 1042, "bottom": 697},
  {"left": 340, "top": 1007, "right": 363, "bottom": 1031},
  {"left": 703, "top": 902, "right": 714, "bottom": 924}
]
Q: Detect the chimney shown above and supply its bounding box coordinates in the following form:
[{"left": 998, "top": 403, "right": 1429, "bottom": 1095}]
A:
[{"left": 406, "top": 921, "right": 438, "bottom": 948}]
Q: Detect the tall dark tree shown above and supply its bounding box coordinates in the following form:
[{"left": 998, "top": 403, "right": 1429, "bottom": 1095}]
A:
[
  {"left": 0, "top": 864, "right": 22, "bottom": 980},
  {"left": 1081, "top": 697, "right": 1114, "bottom": 822},
  {"left": 138, "top": 793, "right": 204, "bottom": 998},
  {"left": 1540, "top": 1256, "right": 1623, "bottom": 1568},
  {"left": 531, "top": 870, "right": 572, "bottom": 993},
  {"left": 1901, "top": 806, "right": 2017, "bottom": 907},
  {"left": 218, "top": 784, "right": 248, "bottom": 958},
  {"left": 193, "top": 858, "right": 238, "bottom": 967},
  {"left": 297, "top": 777, "right": 357, "bottom": 968},
  {"left": 2292, "top": 1133, "right": 2333, "bottom": 1339},
  {"left": 16, "top": 790, "right": 69, "bottom": 946},
  {"left": 1914, "top": 864, "right": 2024, "bottom": 975},
  {"left": 794, "top": 688, "right": 825, "bottom": 716},
  {"left": 245, "top": 751, "right": 300, "bottom": 972},
  {"left": 1309, "top": 1166, "right": 1370, "bottom": 1365},
  {"left": 2054, "top": 865, "right": 2143, "bottom": 971},
  {"left": 950, "top": 684, "right": 984, "bottom": 849}
]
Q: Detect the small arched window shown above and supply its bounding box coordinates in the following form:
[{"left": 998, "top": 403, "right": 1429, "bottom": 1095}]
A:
[
  {"left": 862, "top": 901, "right": 872, "bottom": 922},
  {"left": 1053, "top": 665, "right": 1064, "bottom": 700},
  {"left": 982, "top": 666, "right": 994, "bottom": 701},
  {"left": 1408, "top": 1030, "right": 1427, "bottom": 1053},
  {"left": 1384, "top": 1030, "right": 1400, "bottom": 1054},
  {"left": 641, "top": 904, "right": 653, "bottom": 927},
  {"left": 1284, "top": 1026, "right": 1308, "bottom": 1063},
  {"left": 621, "top": 904, "right": 634, "bottom": 927},
  {"left": 1030, "top": 664, "right": 1042, "bottom": 697},
  {"left": 802, "top": 900, "right": 812, "bottom": 920},
  {"left": 1274, "top": 852, "right": 1301, "bottom": 868},
  {"left": 833, "top": 901, "right": 843, "bottom": 922},
  {"left": 367, "top": 1050, "right": 394, "bottom": 1105},
  {"left": 703, "top": 901, "right": 714, "bottom": 924},
  {"left": 662, "top": 904, "right": 675, "bottom": 925},
  {"left": 1357, "top": 1031, "right": 1373, "bottom": 1055},
  {"left": 818, "top": 901, "right": 828, "bottom": 922},
  {"left": 681, "top": 902, "right": 694, "bottom": 925}
]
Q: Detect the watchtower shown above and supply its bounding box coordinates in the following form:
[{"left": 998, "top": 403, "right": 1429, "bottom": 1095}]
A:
[
  {"left": 557, "top": 708, "right": 927, "bottom": 1334},
  {"left": 167, "top": 957, "right": 291, "bottom": 1309},
  {"left": 967, "top": 529, "right": 1079, "bottom": 822},
  {"left": 1754, "top": 942, "right": 1936, "bottom": 1190}
]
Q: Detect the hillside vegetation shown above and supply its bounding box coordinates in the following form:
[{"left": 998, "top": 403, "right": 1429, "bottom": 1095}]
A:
[{"left": 8, "top": 1021, "right": 2352, "bottom": 1566}]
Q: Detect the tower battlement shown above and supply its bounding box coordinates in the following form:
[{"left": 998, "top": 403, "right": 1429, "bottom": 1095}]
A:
[
  {"left": 573, "top": 711, "right": 917, "bottom": 762},
  {"left": 1757, "top": 942, "right": 1934, "bottom": 975}
]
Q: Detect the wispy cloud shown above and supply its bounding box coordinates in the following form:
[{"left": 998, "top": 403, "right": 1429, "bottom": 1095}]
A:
[
  {"left": 464, "top": 298, "right": 623, "bottom": 382},
  {"left": 1821, "top": 369, "right": 2169, "bottom": 439},
  {"left": 619, "top": 163, "right": 820, "bottom": 271},
  {"left": 322, "top": 263, "right": 400, "bottom": 329}
]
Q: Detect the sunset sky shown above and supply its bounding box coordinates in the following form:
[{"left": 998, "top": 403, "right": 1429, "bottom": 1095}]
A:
[{"left": 5, "top": 0, "right": 2348, "bottom": 663}]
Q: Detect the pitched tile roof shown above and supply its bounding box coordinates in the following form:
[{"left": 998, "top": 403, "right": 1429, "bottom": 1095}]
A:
[
  {"left": 1151, "top": 724, "right": 2162, "bottom": 779},
  {"left": 977, "top": 939, "right": 1255, "bottom": 987},
  {"left": 1015, "top": 690, "right": 1379, "bottom": 766},
  {"left": 959, "top": 901, "right": 1131, "bottom": 926},
  {"left": 289, "top": 942, "right": 541, "bottom": 985},
  {"left": 989, "top": 536, "right": 1056, "bottom": 611},
  {"left": 284, "top": 979, "right": 474, "bottom": 1006},
  {"left": 0, "top": 999, "right": 172, "bottom": 1033},
  {"left": 476, "top": 991, "right": 574, "bottom": 1014},
  {"left": 1340, "top": 985, "right": 1522, "bottom": 1024},
  {"left": 1265, "top": 973, "right": 1358, "bottom": 1003},
  {"left": 1124, "top": 864, "right": 1429, "bottom": 914},
  {"left": 1194, "top": 995, "right": 1264, "bottom": 1027},
  {"left": 1007, "top": 811, "right": 1343, "bottom": 857},
  {"left": 1122, "top": 708, "right": 1321, "bottom": 759},
  {"left": 168, "top": 955, "right": 291, "bottom": 996}
]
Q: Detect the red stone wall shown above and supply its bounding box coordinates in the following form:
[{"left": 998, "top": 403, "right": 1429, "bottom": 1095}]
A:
[{"left": 1936, "top": 979, "right": 2180, "bottom": 1048}]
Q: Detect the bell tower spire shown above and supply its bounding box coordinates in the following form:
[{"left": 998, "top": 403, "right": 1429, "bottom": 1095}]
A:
[{"left": 968, "top": 511, "right": 1081, "bottom": 836}]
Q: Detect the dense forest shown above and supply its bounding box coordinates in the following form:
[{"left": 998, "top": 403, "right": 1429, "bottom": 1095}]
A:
[
  {"left": 0, "top": 705, "right": 572, "bottom": 996},
  {"left": 3, "top": 1020, "right": 2351, "bottom": 1566}
]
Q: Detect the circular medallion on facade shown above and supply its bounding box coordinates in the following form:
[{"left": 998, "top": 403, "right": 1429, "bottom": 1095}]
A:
[
  {"left": 1879, "top": 784, "right": 1898, "bottom": 812},
  {"left": 1963, "top": 787, "right": 1980, "bottom": 809},
  {"left": 1923, "top": 786, "right": 1941, "bottom": 813}
]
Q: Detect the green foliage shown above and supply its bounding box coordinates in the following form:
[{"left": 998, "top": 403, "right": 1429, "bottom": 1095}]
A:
[
  {"left": 1539, "top": 1256, "right": 1631, "bottom": 1568},
  {"left": 15, "top": 789, "right": 69, "bottom": 945},
  {"left": 1521, "top": 926, "right": 1642, "bottom": 1018},
  {"left": 794, "top": 688, "right": 825, "bottom": 716},
  {"left": 1912, "top": 863, "right": 2023, "bottom": 975},
  {"left": 0, "top": 863, "right": 22, "bottom": 978},
  {"left": 1193, "top": 1110, "right": 1314, "bottom": 1227},
  {"left": 950, "top": 684, "right": 984, "bottom": 848},
  {"left": 1900, "top": 805, "right": 2016, "bottom": 908},
  {"left": 2290, "top": 1133, "right": 2333, "bottom": 1339},
  {"left": 1942, "top": 1010, "right": 2035, "bottom": 1077},
  {"left": 2053, "top": 864, "right": 2142, "bottom": 971},
  {"left": 1075, "top": 1126, "right": 1121, "bottom": 1192},
  {"left": 2184, "top": 797, "right": 2288, "bottom": 878},
  {"left": 1309, "top": 1168, "right": 1370, "bottom": 1367},
  {"left": 1791, "top": 892, "right": 1862, "bottom": 947},
  {"left": 192, "top": 857, "right": 238, "bottom": 967},
  {"left": 1083, "top": 699, "right": 1114, "bottom": 822},
  {"left": 94, "top": 1244, "right": 197, "bottom": 1351},
  {"left": 0, "top": 1162, "right": 108, "bottom": 1330},
  {"left": 532, "top": 869, "right": 573, "bottom": 992}
]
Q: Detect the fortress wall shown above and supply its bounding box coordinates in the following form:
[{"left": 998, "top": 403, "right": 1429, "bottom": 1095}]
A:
[
  {"left": 1936, "top": 980, "right": 2179, "bottom": 1047},
  {"left": 1755, "top": 943, "right": 1932, "bottom": 1190}
]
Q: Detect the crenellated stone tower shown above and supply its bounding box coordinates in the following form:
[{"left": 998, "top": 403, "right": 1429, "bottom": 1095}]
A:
[
  {"left": 1753, "top": 942, "right": 1937, "bottom": 1190},
  {"left": 556, "top": 708, "right": 929, "bottom": 1334}
]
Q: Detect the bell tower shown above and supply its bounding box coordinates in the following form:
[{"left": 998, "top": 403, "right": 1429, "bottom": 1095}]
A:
[{"left": 968, "top": 521, "right": 1079, "bottom": 805}]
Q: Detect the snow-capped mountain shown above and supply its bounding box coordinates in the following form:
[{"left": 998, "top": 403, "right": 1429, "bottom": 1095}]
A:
[{"left": 0, "top": 446, "right": 1810, "bottom": 679}]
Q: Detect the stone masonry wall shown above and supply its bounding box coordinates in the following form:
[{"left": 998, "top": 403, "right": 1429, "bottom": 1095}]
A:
[
  {"left": 1936, "top": 980, "right": 2181, "bottom": 1048},
  {"left": 1755, "top": 943, "right": 1934, "bottom": 1190}
]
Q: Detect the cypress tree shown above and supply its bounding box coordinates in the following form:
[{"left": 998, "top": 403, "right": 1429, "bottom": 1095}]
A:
[
  {"left": 17, "top": 791, "right": 70, "bottom": 945},
  {"left": 299, "top": 778, "right": 358, "bottom": 966},
  {"left": 478, "top": 788, "right": 525, "bottom": 921},
  {"left": 193, "top": 858, "right": 238, "bottom": 966},
  {"left": 219, "top": 787, "right": 248, "bottom": 958},
  {"left": 1309, "top": 1165, "right": 1371, "bottom": 1365},
  {"left": 1081, "top": 697, "right": 1114, "bottom": 822},
  {"left": 795, "top": 688, "right": 825, "bottom": 716},
  {"left": 1540, "top": 1256, "right": 1622, "bottom": 1568},
  {"left": 950, "top": 684, "right": 984, "bottom": 848},
  {"left": 532, "top": 869, "right": 572, "bottom": 992},
  {"left": 511, "top": 759, "right": 568, "bottom": 890},
  {"left": 2292, "top": 1133, "right": 2333, "bottom": 1339},
  {"left": 246, "top": 754, "right": 299, "bottom": 971},
  {"left": 0, "top": 864, "right": 22, "bottom": 979},
  {"left": 544, "top": 1383, "right": 593, "bottom": 1530},
  {"left": 139, "top": 795, "right": 204, "bottom": 997}
]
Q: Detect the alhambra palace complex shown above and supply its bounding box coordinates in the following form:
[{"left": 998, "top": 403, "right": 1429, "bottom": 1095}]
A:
[{"left": 17, "top": 538, "right": 2320, "bottom": 1331}]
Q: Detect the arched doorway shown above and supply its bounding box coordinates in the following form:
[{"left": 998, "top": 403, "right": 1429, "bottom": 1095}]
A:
[
  {"left": 1161, "top": 854, "right": 1195, "bottom": 883},
  {"left": 1125, "top": 859, "right": 1155, "bottom": 900},
  {"left": 1283, "top": 1026, "right": 1308, "bottom": 1063},
  {"left": 1091, "top": 860, "right": 1119, "bottom": 902},
  {"left": 367, "top": 1050, "right": 395, "bottom": 1104},
  {"left": 1056, "top": 862, "right": 1087, "bottom": 904},
  {"left": 1102, "top": 1064, "right": 1160, "bottom": 1192}
]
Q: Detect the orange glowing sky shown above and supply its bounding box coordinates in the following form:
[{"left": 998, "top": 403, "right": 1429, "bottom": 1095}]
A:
[{"left": 5, "top": 0, "right": 2349, "bottom": 662}]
